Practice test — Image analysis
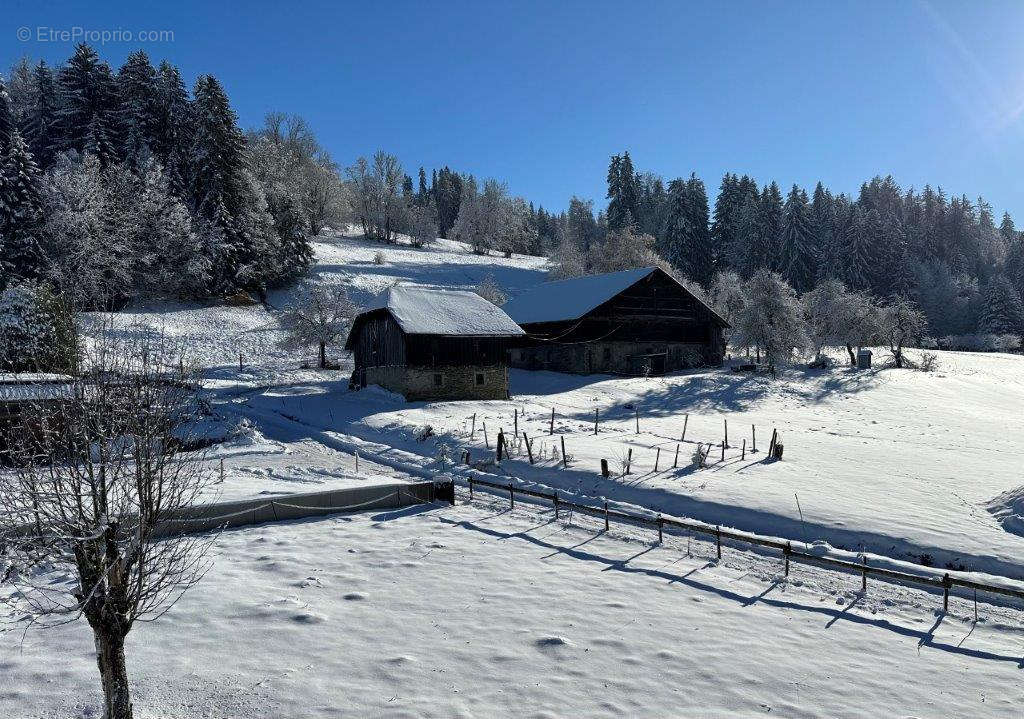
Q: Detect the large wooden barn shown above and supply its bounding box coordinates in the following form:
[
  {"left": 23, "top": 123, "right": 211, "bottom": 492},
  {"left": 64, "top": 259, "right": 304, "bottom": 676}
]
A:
[
  {"left": 503, "top": 267, "right": 728, "bottom": 376},
  {"left": 345, "top": 286, "right": 525, "bottom": 401}
]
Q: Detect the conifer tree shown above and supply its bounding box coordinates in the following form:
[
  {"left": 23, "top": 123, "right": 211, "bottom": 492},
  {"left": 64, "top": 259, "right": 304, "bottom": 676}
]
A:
[
  {"left": 0, "top": 129, "right": 44, "bottom": 279},
  {"left": 56, "top": 44, "right": 121, "bottom": 166},
  {"left": 25, "top": 61, "right": 58, "bottom": 169},
  {"left": 979, "top": 275, "right": 1024, "bottom": 335},
  {"left": 779, "top": 184, "right": 816, "bottom": 292},
  {"left": 116, "top": 50, "right": 160, "bottom": 170}
]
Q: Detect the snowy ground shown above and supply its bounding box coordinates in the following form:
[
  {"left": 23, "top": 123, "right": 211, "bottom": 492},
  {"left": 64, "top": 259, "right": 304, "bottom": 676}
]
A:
[{"left": 5, "top": 493, "right": 1023, "bottom": 718}]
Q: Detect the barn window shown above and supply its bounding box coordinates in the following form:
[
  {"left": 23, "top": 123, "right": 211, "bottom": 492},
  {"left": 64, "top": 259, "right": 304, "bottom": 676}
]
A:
[
  {"left": 475, "top": 372, "right": 485, "bottom": 386},
  {"left": 433, "top": 373, "right": 444, "bottom": 387}
]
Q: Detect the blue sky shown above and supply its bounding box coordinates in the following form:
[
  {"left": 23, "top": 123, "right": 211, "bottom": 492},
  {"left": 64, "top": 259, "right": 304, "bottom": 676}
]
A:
[{"left": 3, "top": 0, "right": 1024, "bottom": 218}]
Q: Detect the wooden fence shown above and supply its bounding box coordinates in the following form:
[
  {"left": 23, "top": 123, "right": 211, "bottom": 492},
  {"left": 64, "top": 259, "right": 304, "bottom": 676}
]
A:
[{"left": 464, "top": 476, "right": 1024, "bottom": 612}]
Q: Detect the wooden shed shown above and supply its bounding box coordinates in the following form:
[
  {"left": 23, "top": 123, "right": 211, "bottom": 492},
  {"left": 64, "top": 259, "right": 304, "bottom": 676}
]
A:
[
  {"left": 345, "top": 286, "right": 525, "bottom": 401},
  {"left": 503, "top": 267, "right": 728, "bottom": 376}
]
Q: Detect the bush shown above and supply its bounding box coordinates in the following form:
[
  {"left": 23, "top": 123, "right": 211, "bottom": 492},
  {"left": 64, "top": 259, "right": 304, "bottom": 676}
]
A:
[
  {"left": 919, "top": 351, "right": 939, "bottom": 372},
  {"left": 373, "top": 250, "right": 386, "bottom": 265}
]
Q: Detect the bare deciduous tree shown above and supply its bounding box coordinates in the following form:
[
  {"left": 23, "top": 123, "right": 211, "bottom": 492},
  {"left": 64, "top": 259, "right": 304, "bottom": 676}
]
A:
[
  {"left": 0, "top": 329, "right": 213, "bottom": 719},
  {"left": 279, "top": 282, "right": 358, "bottom": 369}
]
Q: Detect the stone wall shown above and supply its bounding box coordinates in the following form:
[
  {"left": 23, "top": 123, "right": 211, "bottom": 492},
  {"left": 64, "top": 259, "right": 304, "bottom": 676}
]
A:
[{"left": 363, "top": 365, "right": 509, "bottom": 401}]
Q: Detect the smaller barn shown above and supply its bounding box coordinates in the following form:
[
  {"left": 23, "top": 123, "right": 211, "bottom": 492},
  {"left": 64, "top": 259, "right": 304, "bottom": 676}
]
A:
[
  {"left": 503, "top": 267, "right": 728, "bottom": 376},
  {"left": 345, "top": 286, "right": 525, "bottom": 401},
  {"left": 0, "top": 374, "right": 76, "bottom": 460}
]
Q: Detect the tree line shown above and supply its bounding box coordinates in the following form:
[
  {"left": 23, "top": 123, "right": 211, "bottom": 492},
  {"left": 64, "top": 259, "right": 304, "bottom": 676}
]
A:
[
  {"left": 546, "top": 150, "right": 1024, "bottom": 345},
  {"left": 0, "top": 44, "right": 349, "bottom": 314}
]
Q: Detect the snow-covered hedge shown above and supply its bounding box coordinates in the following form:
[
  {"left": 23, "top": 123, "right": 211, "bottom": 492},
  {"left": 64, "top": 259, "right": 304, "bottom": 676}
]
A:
[{"left": 922, "top": 334, "right": 1022, "bottom": 352}]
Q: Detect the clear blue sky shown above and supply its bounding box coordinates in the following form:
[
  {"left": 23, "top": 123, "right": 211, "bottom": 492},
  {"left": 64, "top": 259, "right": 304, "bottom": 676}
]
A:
[{"left": 3, "top": 0, "right": 1024, "bottom": 219}]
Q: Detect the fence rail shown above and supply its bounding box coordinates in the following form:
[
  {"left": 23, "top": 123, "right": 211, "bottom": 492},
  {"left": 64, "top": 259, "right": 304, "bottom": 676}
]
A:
[{"left": 465, "top": 476, "right": 1024, "bottom": 610}]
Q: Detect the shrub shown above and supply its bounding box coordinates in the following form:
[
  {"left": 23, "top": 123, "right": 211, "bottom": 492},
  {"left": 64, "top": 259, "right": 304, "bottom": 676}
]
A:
[{"left": 373, "top": 250, "right": 386, "bottom": 265}]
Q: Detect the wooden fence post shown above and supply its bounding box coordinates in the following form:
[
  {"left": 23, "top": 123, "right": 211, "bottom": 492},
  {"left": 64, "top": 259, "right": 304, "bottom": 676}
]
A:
[
  {"left": 471, "top": 413, "right": 476, "bottom": 438},
  {"left": 655, "top": 447, "right": 661, "bottom": 472},
  {"left": 514, "top": 408, "right": 518, "bottom": 436},
  {"left": 523, "top": 432, "right": 534, "bottom": 464},
  {"left": 239, "top": 352, "right": 243, "bottom": 372},
  {"left": 752, "top": 424, "right": 756, "bottom": 452},
  {"left": 715, "top": 525, "right": 722, "bottom": 559},
  {"left": 561, "top": 436, "right": 568, "bottom": 468},
  {"left": 594, "top": 408, "right": 599, "bottom": 435},
  {"left": 219, "top": 458, "right": 225, "bottom": 484},
  {"left": 355, "top": 450, "right": 359, "bottom": 473},
  {"left": 682, "top": 414, "right": 688, "bottom": 442},
  {"left": 496, "top": 430, "right": 504, "bottom": 461},
  {"left": 657, "top": 515, "right": 663, "bottom": 543},
  {"left": 674, "top": 444, "right": 680, "bottom": 468},
  {"left": 943, "top": 573, "right": 951, "bottom": 612},
  {"left": 784, "top": 541, "right": 791, "bottom": 576},
  {"left": 626, "top": 448, "right": 632, "bottom": 475},
  {"left": 549, "top": 407, "right": 555, "bottom": 435},
  {"left": 742, "top": 439, "right": 746, "bottom": 460},
  {"left": 721, "top": 442, "right": 725, "bottom": 462},
  {"left": 724, "top": 418, "right": 729, "bottom": 448},
  {"left": 509, "top": 483, "right": 515, "bottom": 510},
  {"left": 553, "top": 491, "right": 559, "bottom": 520},
  {"left": 635, "top": 407, "right": 640, "bottom": 434},
  {"left": 768, "top": 428, "right": 777, "bottom": 457},
  {"left": 483, "top": 423, "right": 490, "bottom": 449},
  {"left": 601, "top": 458, "right": 609, "bottom": 477},
  {"left": 604, "top": 501, "right": 610, "bottom": 531},
  {"left": 861, "top": 556, "right": 867, "bottom": 593}
]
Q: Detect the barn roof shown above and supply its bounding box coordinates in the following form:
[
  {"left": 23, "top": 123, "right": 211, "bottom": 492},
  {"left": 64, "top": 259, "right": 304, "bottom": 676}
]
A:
[
  {"left": 354, "top": 286, "right": 525, "bottom": 338},
  {"left": 0, "top": 374, "right": 76, "bottom": 402},
  {"left": 503, "top": 267, "right": 728, "bottom": 327}
]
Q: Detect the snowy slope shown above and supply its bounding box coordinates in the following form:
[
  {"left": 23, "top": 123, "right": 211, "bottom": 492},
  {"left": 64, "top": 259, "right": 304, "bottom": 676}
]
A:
[
  {"left": 5, "top": 495, "right": 1022, "bottom": 717},
  {"left": 228, "top": 347, "right": 1024, "bottom": 583}
]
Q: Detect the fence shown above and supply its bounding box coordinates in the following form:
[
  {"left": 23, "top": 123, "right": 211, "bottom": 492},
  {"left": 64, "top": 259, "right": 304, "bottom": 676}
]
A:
[
  {"left": 155, "top": 480, "right": 453, "bottom": 537},
  {"left": 464, "top": 476, "right": 1024, "bottom": 612}
]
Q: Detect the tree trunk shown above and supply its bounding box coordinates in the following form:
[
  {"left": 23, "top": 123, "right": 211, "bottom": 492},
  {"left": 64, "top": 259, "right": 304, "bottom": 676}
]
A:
[
  {"left": 95, "top": 629, "right": 133, "bottom": 719},
  {"left": 846, "top": 344, "right": 856, "bottom": 366},
  {"left": 319, "top": 341, "right": 327, "bottom": 369}
]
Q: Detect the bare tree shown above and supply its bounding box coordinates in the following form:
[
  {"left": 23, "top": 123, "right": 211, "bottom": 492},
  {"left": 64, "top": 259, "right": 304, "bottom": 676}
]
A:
[
  {"left": 279, "top": 282, "right": 358, "bottom": 368},
  {"left": 474, "top": 274, "right": 507, "bottom": 306},
  {"left": 345, "top": 151, "right": 405, "bottom": 243},
  {"left": 879, "top": 296, "right": 927, "bottom": 368},
  {"left": 0, "top": 329, "right": 213, "bottom": 719}
]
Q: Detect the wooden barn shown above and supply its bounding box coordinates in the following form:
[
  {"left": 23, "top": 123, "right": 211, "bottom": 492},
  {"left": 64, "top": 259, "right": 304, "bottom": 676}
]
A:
[
  {"left": 503, "top": 267, "right": 728, "bottom": 376},
  {"left": 0, "top": 374, "right": 76, "bottom": 461},
  {"left": 345, "top": 286, "right": 525, "bottom": 401}
]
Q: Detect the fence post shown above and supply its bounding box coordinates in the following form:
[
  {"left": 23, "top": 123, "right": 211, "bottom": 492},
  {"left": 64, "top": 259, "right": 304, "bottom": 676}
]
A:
[
  {"left": 594, "top": 408, "right": 599, "bottom": 435},
  {"left": 514, "top": 408, "right": 518, "bottom": 436},
  {"left": 471, "top": 413, "right": 476, "bottom": 438},
  {"left": 657, "top": 515, "right": 663, "bottom": 543},
  {"left": 483, "top": 423, "right": 490, "bottom": 449},
  {"left": 604, "top": 501, "right": 610, "bottom": 531},
  {"left": 724, "top": 418, "right": 729, "bottom": 448},
  {"left": 635, "top": 407, "right": 640, "bottom": 434},
  {"left": 674, "top": 444, "right": 680, "bottom": 468},
  {"left": 219, "top": 458, "right": 225, "bottom": 484},
  {"left": 509, "top": 483, "right": 515, "bottom": 510},
  {"left": 523, "top": 432, "right": 534, "bottom": 464},
  {"left": 553, "top": 491, "right": 559, "bottom": 520},
  {"left": 469, "top": 478, "right": 474, "bottom": 501},
  {"left": 496, "top": 430, "right": 504, "bottom": 461},
  {"left": 655, "top": 447, "right": 661, "bottom": 472},
  {"left": 715, "top": 525, "right": 722, "bottom": 560},
  {"left": 752, "top": 424, "right": 756, "bottom": 452},
  {"left": 601, "top": 458, "right": 609, "bottom": 477},
  {"left": 626, "top": 448, "right": 632, "bottom": 475},
  {"left": 943, "top": 573, "right": 951, "bottom": 612},
  {"left": 861, "top": 556, "right": 867, "bottom": 593},
  {"left": 550, "top": 407, "right": 555, "bottom": 435},
  {"left": 682, "top": 414, "right": 688, "bottom": 442},
  {"left": 784, "top": 541, "right": 791, "bottom": 576},
  {"left": 561, "top": 436, "right": 568, "bottom": 468},
  {"left": 742, "top": 439, "right": 746, "bottom": 460},
  {"left": 721, "top": 442, "right": 725, "bottom": 462}
]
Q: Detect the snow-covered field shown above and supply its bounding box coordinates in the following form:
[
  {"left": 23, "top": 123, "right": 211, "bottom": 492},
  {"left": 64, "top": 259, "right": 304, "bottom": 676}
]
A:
[
  {"left": 5, "top": 493, "right": 1023, "bottom": 718},
  {"left": 24, "top": 227, "right": 1024, "bottom": 716}
]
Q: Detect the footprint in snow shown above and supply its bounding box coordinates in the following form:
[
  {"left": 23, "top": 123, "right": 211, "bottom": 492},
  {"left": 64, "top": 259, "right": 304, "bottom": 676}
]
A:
[
  {"left": 534, "top": 636, "right": 571, "bottom": 649},
  {"left": 343, "top": 592, "right": 366, "bottom": 601},
  {"left": 291, "top": 612, "right": 325, "bottom": 624}
]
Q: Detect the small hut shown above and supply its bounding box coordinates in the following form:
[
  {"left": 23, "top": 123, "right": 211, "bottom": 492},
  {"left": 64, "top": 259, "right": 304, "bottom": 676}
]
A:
[
  {"left": 345, "top": 286, "right": 524, "bottom": 401},
  {"left": 503, "top": 267, "right": 728, "bottom": 376},
  {"left": 0, "top": 374, "right": 76, "bottom": 459}
]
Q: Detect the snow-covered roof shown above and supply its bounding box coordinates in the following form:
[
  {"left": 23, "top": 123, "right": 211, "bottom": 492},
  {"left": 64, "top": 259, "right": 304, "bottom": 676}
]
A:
[
  {"left": 367, "top": 286, "right": 524, "bottom": 337},
  {"left": 502, "top": 267, "right": 660, "bottom": 325},
  {"left": 0, "top": 374, "right": 75, "bottom": 402}
]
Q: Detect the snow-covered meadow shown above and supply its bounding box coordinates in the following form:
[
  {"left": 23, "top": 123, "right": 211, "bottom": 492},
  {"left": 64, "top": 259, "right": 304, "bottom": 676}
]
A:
[
  {"left": 5, "top": 493, "right": 1023, "bottom": 718},
  {"left": 21, "top": 227, "right": 1024, "bottom": 716}
]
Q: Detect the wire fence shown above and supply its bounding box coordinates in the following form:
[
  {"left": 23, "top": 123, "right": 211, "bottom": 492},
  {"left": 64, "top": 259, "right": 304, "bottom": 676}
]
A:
[{"left": 464, "top": 476, "right": 1024, "bottom": 613}]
